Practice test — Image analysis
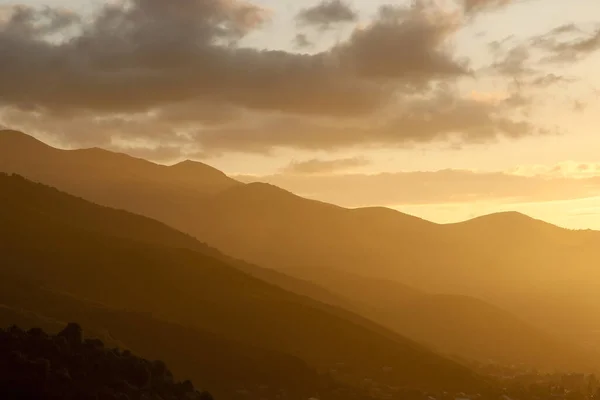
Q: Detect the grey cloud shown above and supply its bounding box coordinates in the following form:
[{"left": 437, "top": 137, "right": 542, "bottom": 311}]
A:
[
  {"left": 296, "top": 0, "right": 357, "bottom": 30},
  {"left": 532, "top": 23, "right": 600, "bottom": 63},
  {"left": 1, "top": 82, "right": 538, "bottom": 158},
  {"left": 337, "top": 4, "right": 467, "bottom": 82},
  {"left": 463, "top": 0, "right": 515, "bottom": 14},
  {"left": 195, "top": 87, "right": 537, "bottom": 153},
  {"left": 0, "top": 5, "right": 80, "bottom": 37},
  {"left": 283, "top": 157, "right": 370, "bottom": 175},
  {"left": 489, "top": 45, "right": 534, "bottom": 77},
  {"left": 0, "top": 0, "right": 543, "bottom": 157},
  {"left": 0, "top": 0, "right": 385, "bottom": 118},
  {"left": 293, "top": 33, "right": 313, "bottom": 49},
  {"left": 530, "top": 74, "right": 576, "bottom": 87},
  {"left": 0, "top": 0, "right": 467, "bottom": 119}
]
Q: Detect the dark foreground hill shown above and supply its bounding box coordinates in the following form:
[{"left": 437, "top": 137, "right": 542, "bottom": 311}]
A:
[
  {"left": 0, "top": 323, "right": 212, "bottom": 400},
  {"left": 0, "top": 173, "right": 485, "bottom": 394}
]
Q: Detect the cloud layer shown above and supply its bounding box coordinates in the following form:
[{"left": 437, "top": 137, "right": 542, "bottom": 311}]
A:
[
  {"left": 296, "top": 0, "right": 358, "bottom": 30},
  {"left": 0, "top": 0, "right": 594, "bottom": 159},
  {"left": 237, "top": 163, "right": 600, "bottom": 208}
]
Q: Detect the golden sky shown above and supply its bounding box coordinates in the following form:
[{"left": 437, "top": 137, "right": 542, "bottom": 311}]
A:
[{"left": 1, "top": 0, "right": 599, "bottom": 228}]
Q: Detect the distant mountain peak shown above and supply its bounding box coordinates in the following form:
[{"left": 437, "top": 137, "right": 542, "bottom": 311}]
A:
[
  {"left": 466, "top": 211, "right": 541, "bottom": 225},
  {"left": 170, "top": 159, "right": 229, "bottom": 176}
]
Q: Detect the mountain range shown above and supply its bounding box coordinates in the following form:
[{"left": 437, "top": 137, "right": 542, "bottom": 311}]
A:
[
  {"left": 1, "top": 129, "right": 600, "bottom": 373},
  {"left": 0, "top": 172, "right": 489, "bottom": 397}
]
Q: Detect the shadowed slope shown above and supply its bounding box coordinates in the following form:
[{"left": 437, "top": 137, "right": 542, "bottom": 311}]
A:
[{"left": 0, "top": 173, "right": 485, "bottom": 392}]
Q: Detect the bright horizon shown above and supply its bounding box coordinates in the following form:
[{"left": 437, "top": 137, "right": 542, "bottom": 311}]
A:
[{"left": 1, "top": 0, "right": 599, "bottom": 229}]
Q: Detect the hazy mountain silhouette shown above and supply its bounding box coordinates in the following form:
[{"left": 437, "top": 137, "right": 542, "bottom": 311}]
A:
[
  {"left": 0, "top": 173, "right": 486, "bottom": 392},
  {"left": 279, "top": 267, "right": 600, "bottom": 371},
  {"left": 3, "top": 130, "right": 600, "bottom": 370}
]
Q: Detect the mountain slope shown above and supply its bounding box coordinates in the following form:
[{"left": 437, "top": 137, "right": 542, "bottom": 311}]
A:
[
  {"left": 282, "top": 267, "right": 600, "bottom": 371},
  {"left": 0, "top": 277, "right": 337, "bottom": 400},
  {"left": 0, "top": 173, "right": 485, "bottom": 392},
  {"left": 3, "top": 131, "right": 600, "bottom": 370}
]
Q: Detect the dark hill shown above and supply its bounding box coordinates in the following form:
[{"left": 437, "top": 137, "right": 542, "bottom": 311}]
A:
[{"left": 0, "top": 173, "right": 485, "bottom": 393}]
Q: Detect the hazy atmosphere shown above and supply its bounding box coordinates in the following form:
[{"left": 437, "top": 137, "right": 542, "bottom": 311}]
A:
[
  {"left": 2, "top": 0, "right": 600, "bottom": 228},
  {"left": 3, "top": 1, "right": 600, "bottom": 400}
]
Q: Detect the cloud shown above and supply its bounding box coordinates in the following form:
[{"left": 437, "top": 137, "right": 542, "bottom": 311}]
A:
[
  {"left": 531, "top": 22, "right": 600, "bottom": 63},
  {"left": 236, "top": 166, "right": 600, "bottom": 208},
  {"left": 530, "top": 73, "right": 576, "bottom": 88},
  {"left": 484, "top": 24, "right": 592, "bottom": 91},
  {"left": 0, "top": 0, "right": 543, "bottom": 158},
  {"left": 337, "top": 4, "right": 467, "bottom": 82},
  {"left": 541, "top": 30, "right": 600, "bottom": 63},
  {"left": 283, "top": 157, "right": 370, "bottom": 175},
  {"left": 296, "top": 0, "right": 357, "bottom": 30},
  {"left": 293, "top": 33, "right": 313, "bottom": 49},
  {"left": 193, "top": 86, "right": 537, "bottom": 153},
  {"left": 0, "top": 0, "right": 468, "bottom": 118},
  {"left": 463, "top": 0, "right": 516, "bottom": 14},
  {"left": 489, "top": 44, "right": 533, "bottom": 77},
  {"left": 1, "top": 83, "right": 537, "bottom": 158}
]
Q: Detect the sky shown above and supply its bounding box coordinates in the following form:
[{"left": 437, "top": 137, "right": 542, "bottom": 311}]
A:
[{"left": 1, "top": 0, "right": 600, "bottom": 229}]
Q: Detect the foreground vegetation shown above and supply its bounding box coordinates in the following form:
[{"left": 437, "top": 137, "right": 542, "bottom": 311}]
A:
[{"left": 0, "top": 323, "right": 212, "bottom": 400}]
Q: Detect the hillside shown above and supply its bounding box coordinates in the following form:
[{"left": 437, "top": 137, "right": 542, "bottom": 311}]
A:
[
  {"left": 2, "top": 130, "right": 600, "bottom": 370},
  {"left": 0, "top": 278, "right": 339, "bottom": 400},
  {"left": 0, "top": 173, "right": 485, "bottom": 393},
  {"left": 282, "top": 267, "right": 600, "bottom": 371}
]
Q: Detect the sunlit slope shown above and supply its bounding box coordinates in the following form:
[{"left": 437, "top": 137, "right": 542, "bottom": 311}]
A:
[{"left": 0, "top": 173, "right": 484, "bottom": 391}]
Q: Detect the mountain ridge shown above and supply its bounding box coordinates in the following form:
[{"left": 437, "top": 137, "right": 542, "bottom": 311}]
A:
[
  {"left": 0, "top": 173, "right": 487, "bottom": 392},
  {"left": 3, "top": 131, "right": 600, "bottom": 369}
]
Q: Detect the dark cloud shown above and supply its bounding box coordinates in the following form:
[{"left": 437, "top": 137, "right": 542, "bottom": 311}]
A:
[
  {"left": 337, "top": 4, "right": 467, "bottom": 82},
  {"left": 293, "top": 33, "right": 313, "bottom": 49},
  {"left": 296, "top": 0, "right": 357, "bottom": 30},
  {"left": 463, "top": 0, "right": 516, "bottom": 14},
  {"left": 1, "top": 82, "right": 537, "bottom": 158},
  {"left": 0, "top": 0, "right": 543, "bottom": 158},
  {"left": 0, "top": 0, "right": 468, "bottom": 118},
  {"left": 283, "top": 157, "right": 369, "bottom": 175},
  {"left": 194, "top": 86, "right": 536, "bottom": 153}
]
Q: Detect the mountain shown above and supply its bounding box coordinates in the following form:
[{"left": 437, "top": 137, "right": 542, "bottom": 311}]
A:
[
  {"left": 0, "top": 173, "right": 486, "bottom": 393},
  {"left": 0, "top": 130, "right": 239, "bottom": 229},
  {"left": 3, "top": 130, "right": 600, "bottom": 370}
]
